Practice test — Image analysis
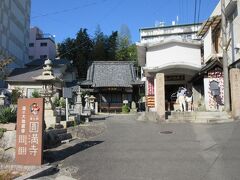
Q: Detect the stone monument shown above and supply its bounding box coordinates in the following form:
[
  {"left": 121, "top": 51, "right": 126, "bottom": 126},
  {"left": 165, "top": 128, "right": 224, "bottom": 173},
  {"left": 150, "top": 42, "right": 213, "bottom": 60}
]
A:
[
  {"left": 230, "top": 68, "right": 240, "bottom": 120},
  {"left": 130, "top": 101, "right": 137, "bottom": 113},
  {"left": 155, "top": 73, "right": 165, "bottom": 120}
]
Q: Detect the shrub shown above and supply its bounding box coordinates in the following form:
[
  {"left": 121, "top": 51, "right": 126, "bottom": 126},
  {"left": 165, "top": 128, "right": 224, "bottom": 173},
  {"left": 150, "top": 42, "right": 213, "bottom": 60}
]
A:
[
  {"left": 53, "top": 97, "right": 60, "bottom": 107},
  {"left": 122, "top": 104, "right": 130, "bottom": 113},
  {"left": 59, "top": 98, "right": 66, "bottom": 108},
  {"left": 53, "top": 97, "right": 66, "bottom": 108},
  {"left": 32, "top": 90, "right": 40, "bottom": 98},
  {"left": 0, "top": 107, "right": 17, "bottom": 124},
  {"left": 11, "top": 89, "right": 22, "bottom": 104}
]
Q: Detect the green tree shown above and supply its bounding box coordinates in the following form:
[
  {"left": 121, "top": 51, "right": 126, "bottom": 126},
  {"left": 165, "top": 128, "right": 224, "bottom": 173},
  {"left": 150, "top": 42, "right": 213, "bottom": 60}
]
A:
[
  {"left": 75, "top": 28, "right": 93, "bottom": 78},
  {"left": 92, "top": 25, "right": 107, "bottom": 61},
  {"left": 57, "top": 26, "right": 136, "bottom": 78},
  {"left": 116, "top": 24, "right": 137, "bottom": 62},
  {"left": 106, "top": 31, "right": 118, "bottom": 60},
  {"left": 119, "top": 24, "right": 132, "bottom": 45},
  {"left": 116, "top": 38, "right": 137, "bottom": 62},
  {"left": 58, "top": 28, "right": 93, "bottom": 78},
  {"left": 57, "top": 38, "right": 76, "bottom": 61}
]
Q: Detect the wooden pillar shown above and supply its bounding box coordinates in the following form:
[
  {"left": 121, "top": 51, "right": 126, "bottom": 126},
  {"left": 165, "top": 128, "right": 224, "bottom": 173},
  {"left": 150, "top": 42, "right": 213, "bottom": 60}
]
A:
[{"left": 155, "top": 73, "right": 165, "bottom": 120}]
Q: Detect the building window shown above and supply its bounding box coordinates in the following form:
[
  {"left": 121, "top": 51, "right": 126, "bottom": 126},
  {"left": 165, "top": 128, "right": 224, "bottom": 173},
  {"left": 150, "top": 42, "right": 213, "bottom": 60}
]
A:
[
  {"left": 27, "top": 88, "right": 41, "bottom": 98},
  {"left": 40, "top": 55, "right": 47, "bottom": 59},
  {"left": 29, "top": 56, "right": 34, "bottom": 60},
  {"left": 40, "top": 42, "right": 47, "bottom": 46},
  {"left": 29, "top": 43, "right": 34, "bottom": 47}
]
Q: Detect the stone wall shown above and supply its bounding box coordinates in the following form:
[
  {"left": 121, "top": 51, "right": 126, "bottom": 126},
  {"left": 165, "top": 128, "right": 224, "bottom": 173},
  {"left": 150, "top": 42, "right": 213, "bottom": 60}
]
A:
[{"left": 0, "top": 131, "right": 16, "bottom": 162}]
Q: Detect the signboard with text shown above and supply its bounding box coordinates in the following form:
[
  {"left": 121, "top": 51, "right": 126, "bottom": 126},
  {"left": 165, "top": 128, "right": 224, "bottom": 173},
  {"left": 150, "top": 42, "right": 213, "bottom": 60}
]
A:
[
  {"left": 16, "top": 98, "right": 44, "bottom": 165},
  {"left": 147, "top": 78, "right": 154, "bottom": 95}
]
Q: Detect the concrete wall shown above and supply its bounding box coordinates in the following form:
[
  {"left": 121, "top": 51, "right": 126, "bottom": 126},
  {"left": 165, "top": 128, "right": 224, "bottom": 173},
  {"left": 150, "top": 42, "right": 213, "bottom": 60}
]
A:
[
  {"left": 0, "top": 0, "right": 30, "bottom": 69},
  {"left": 203, "top": 27, "right": 213, "bottom": 63},
  {"left": 146, "top": 42, "right": 201, "bottom": 68}
]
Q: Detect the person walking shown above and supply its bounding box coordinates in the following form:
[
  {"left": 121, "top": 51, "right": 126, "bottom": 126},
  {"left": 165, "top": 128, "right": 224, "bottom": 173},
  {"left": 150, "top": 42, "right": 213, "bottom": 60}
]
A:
[{"left": 177, "top": 87, "right": 186, "bottom": 112}]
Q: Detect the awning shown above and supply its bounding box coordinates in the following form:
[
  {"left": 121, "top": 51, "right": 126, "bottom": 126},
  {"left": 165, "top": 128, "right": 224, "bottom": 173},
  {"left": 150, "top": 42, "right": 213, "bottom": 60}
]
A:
[
  {"left": 190, "top": 58, "right": 223, "bottom": 82},
  {"left": 197, "top": 15, "right": 221, "bottom": 37}
]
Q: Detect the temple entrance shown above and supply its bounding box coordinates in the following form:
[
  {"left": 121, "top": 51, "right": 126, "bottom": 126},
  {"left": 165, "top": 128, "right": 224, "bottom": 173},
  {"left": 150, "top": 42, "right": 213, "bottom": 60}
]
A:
[{"left": 165, "top": 84, "right": 184, "bottom": 111}]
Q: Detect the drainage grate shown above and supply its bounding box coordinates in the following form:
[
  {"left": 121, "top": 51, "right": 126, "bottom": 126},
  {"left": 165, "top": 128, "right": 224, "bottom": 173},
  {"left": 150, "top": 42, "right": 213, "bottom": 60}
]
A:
[{"left": 160, "top": 131, "right": 173, "bottom": 134}]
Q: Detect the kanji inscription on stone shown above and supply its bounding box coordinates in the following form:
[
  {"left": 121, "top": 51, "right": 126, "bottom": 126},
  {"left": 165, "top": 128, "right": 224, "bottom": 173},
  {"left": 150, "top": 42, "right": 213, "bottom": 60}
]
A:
[{"left": 16, "top": 98, "right": 44, "bottom": 165}]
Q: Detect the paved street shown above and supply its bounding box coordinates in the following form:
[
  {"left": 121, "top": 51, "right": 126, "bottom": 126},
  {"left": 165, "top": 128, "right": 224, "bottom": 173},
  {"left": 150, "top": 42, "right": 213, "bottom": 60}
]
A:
[{"left": 52, "top": 115, "right": 240, "bottom": 180}]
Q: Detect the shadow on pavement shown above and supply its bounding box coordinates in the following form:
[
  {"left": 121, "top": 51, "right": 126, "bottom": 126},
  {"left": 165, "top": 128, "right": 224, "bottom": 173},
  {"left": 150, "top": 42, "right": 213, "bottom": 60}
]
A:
[
  {"left": 90, "top": 115, "right": 111, "bottom": 121},
  {"left": 44, "top": 141, "right": 104, "bottom": 163}
]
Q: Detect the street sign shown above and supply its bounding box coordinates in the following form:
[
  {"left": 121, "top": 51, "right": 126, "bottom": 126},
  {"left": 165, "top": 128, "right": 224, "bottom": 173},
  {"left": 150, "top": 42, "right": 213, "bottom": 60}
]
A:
[{"left": 63, "top": 87, "right": 72, "bottom": 98}]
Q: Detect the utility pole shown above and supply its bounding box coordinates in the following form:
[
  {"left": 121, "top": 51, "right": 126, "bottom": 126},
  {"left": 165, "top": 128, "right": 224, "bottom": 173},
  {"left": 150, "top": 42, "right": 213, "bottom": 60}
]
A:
[{"left": 221, "top": 0, "right": 230, "bottom": 112}]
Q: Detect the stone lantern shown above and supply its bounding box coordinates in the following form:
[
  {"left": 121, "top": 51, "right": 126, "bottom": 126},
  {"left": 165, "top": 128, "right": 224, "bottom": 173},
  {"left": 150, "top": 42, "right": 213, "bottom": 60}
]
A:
[
  {"left": 74, "top": 81, "right": 83, "bottom": 122},
  {"left": 0, "top": 92, "right": 5, "bottom": 106},
  {"left": 89, "top": 95, "right": 96, "bottom": 111},
  {"left": 82, "top": 94, "right": 91, "bottom": 123},
  {"left": 33, "top": 59, "right": 61, "bottom": 128}
]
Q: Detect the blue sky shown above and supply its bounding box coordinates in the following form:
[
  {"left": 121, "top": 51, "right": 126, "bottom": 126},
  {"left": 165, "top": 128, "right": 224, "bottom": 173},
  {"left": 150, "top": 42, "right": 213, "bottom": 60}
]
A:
[{"left": 31, "top": 0, "right": 220, "bottom": 43}]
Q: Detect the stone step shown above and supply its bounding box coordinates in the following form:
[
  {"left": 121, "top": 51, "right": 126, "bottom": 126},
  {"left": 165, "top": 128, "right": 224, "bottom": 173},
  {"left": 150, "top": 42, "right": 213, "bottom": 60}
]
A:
[
  {"left": 167, "top": 119, "right": 232, "bottom": 123},
  {"left": 47, "top": 128, "right": 67, "bottom": 135},
  {"left": 54, "top": 124, "right": 64, "bottom": 129},
  {"left": 168, "top": 115, "right": 229, "bottom": 120},
  {"left": 136, "top": 112, "right": 160, "bottom": 122},
  {"left": 167, "top": 111, "right": 231, "bottom": 122},
  {"left": 170, "top": 111, "right": 228, "bottom": 116},
  {"left": 57, "top": 133, "right": 72, "bottom": 142}
]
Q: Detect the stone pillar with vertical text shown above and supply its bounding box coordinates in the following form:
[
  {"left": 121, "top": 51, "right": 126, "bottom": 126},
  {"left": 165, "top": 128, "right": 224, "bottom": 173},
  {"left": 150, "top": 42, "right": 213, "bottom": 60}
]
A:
[{"left": 156, "top": 73, "right": 165, "bottom": 120}]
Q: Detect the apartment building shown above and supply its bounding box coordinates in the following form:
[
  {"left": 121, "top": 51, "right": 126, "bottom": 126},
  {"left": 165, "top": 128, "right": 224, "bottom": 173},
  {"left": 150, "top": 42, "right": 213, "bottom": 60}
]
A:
[
  {"left": 0, "top": 0, "right": 31, "bottom": 70},
  {"left": 29, "top": 27, "right": 56, "bottom": 60}
]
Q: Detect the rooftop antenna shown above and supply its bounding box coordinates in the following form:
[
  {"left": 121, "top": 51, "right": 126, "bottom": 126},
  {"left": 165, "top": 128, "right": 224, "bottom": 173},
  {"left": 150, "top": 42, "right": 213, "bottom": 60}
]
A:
[
  {"left": 176, "top": 16, "right": 179, "bottom": 25},
  {"left": 159, "top": 21, "right": 165, "bottom": 27}
]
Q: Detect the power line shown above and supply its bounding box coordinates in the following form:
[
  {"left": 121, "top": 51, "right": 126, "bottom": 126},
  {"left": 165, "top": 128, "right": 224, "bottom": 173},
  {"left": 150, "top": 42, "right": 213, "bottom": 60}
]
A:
[
  {"left": 32, "top": 0, "right": 108, "bottom": 19},
  {"left": 57, "top": 37, "right": 93, "bottom": 59},
  {"left": 187, "top": 0, "right": 190, "bottom": 23},
  {"left": 197, "top": 0, "right": 202, "bottom": 23},
  {"left": 193, "top": 0, "right": 197, "bottom": 24}
]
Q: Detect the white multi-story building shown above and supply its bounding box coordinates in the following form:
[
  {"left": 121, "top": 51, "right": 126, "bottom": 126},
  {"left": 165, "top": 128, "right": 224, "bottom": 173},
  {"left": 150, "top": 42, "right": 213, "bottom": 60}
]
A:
[
  {"left": 137, "top": 23, "right": 202, "bottom": 111},
  {"left": 139, "top": 23, "right": 202, "bottom": 44},
  {"left": 29, "top": 27, "right": 56, "bottom": 60},
  {"left": 0, "top": 0, "right": 31, "bottom": 69}
]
